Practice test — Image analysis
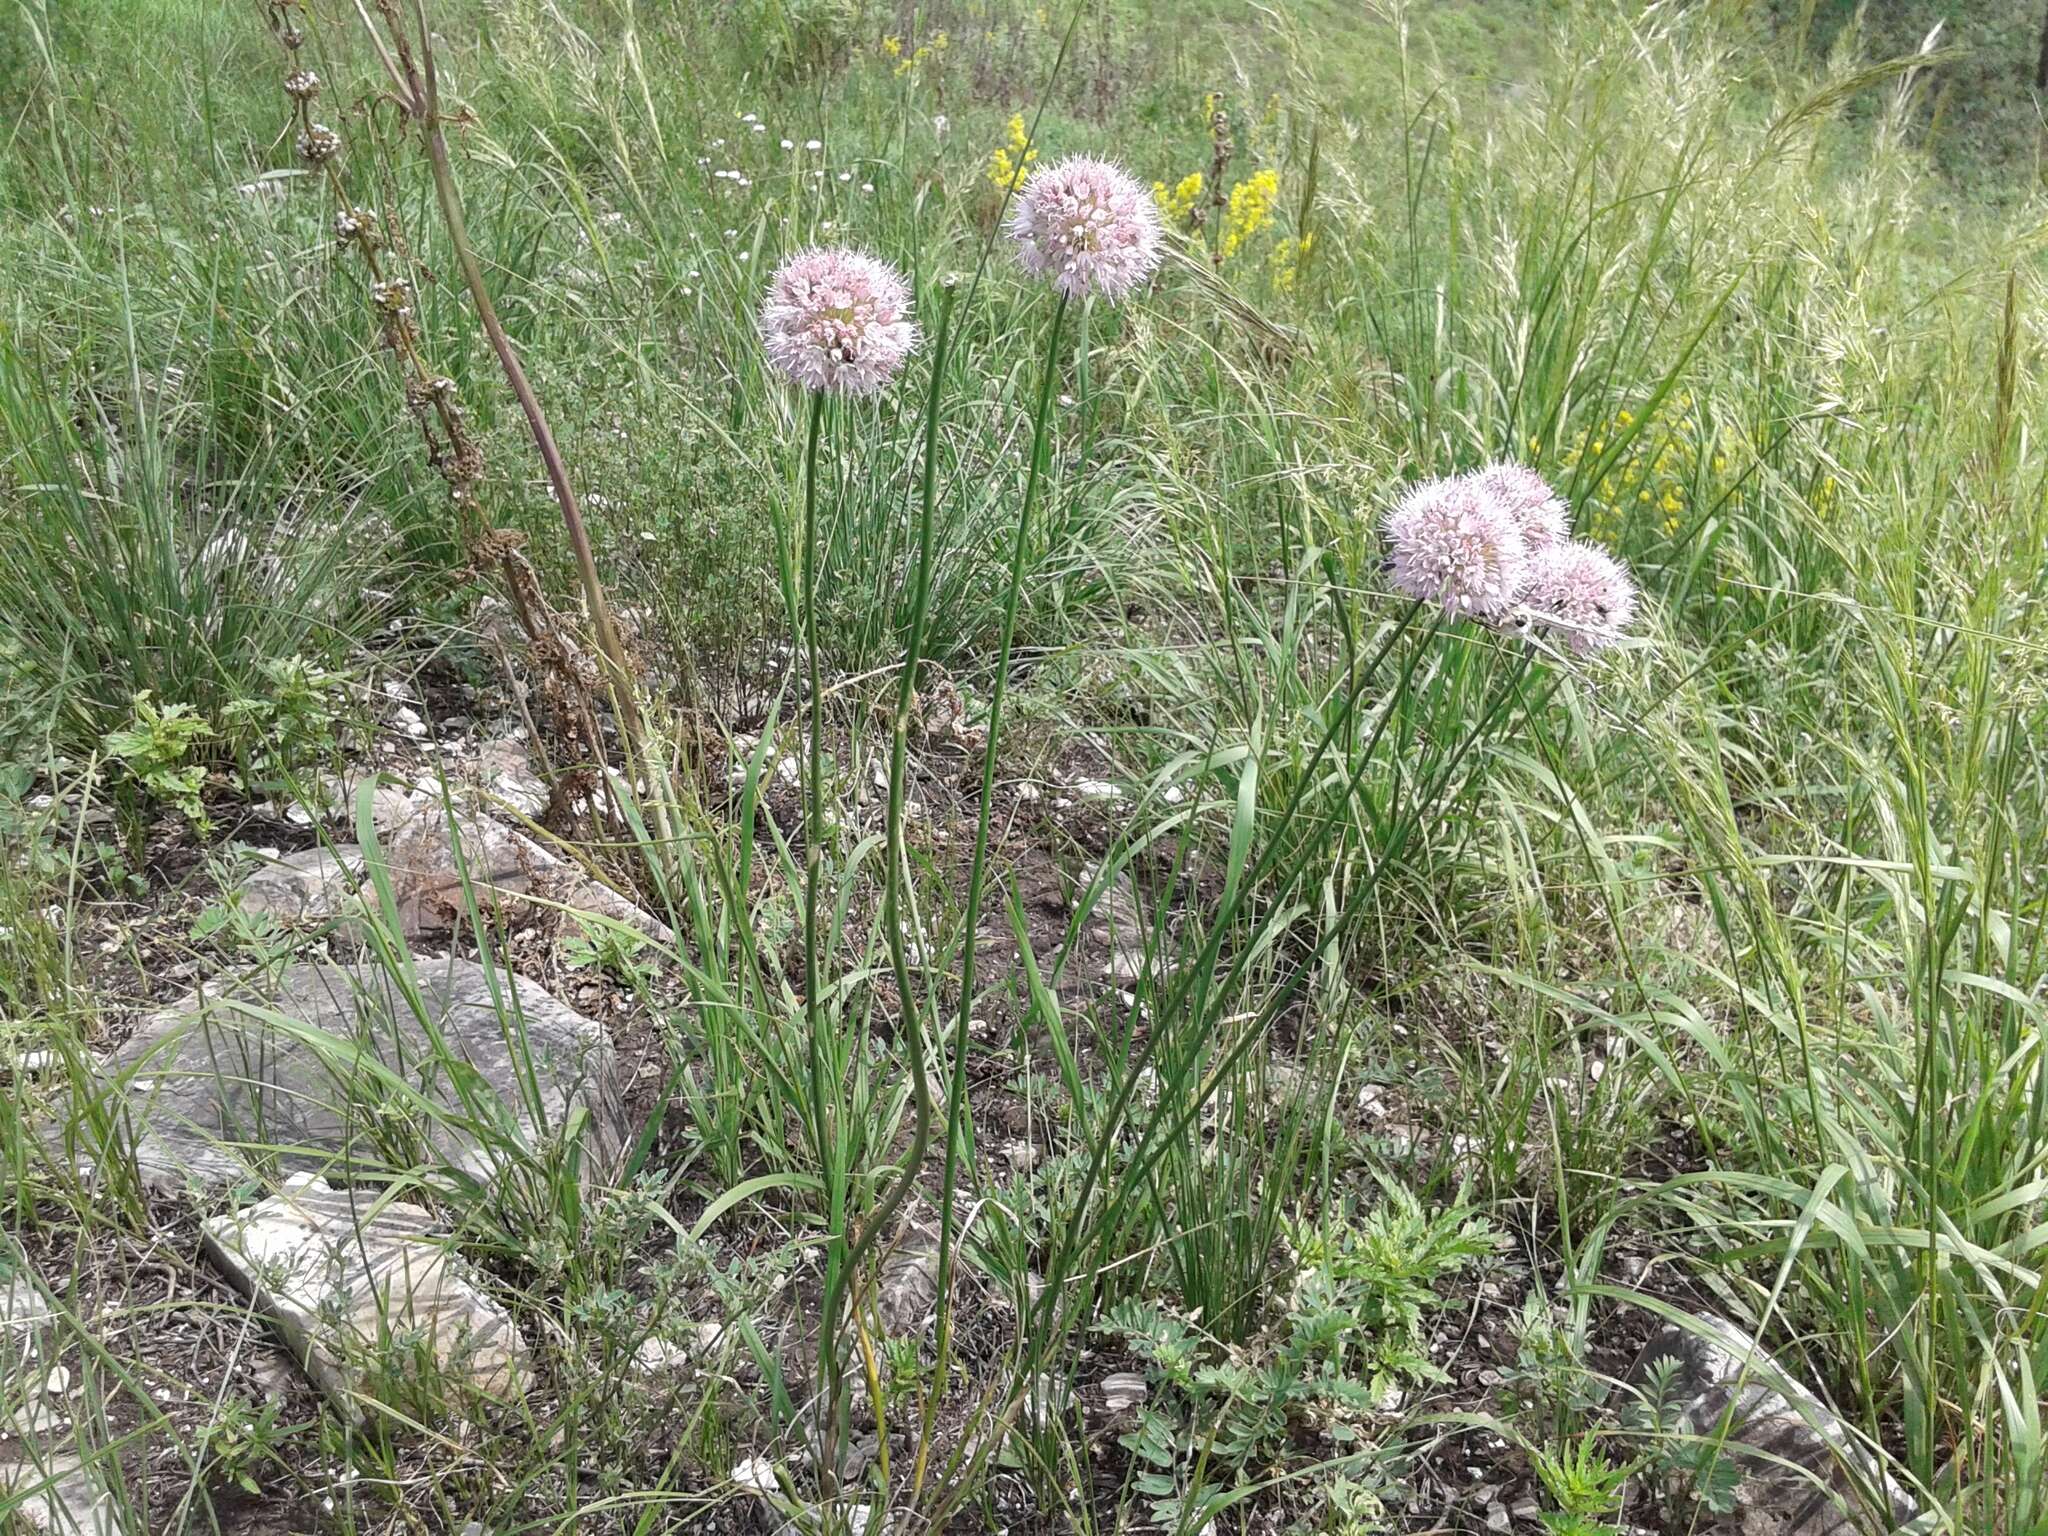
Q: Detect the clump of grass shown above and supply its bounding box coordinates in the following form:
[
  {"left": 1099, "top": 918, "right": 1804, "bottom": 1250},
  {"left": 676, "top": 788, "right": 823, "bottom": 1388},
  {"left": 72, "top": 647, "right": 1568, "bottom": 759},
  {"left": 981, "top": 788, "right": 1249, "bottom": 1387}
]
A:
[
  {"left": 2, "top": 0, "right": 2045, "bottom": 1533},
  {"left": 0, "top": 337, "right": 385, "bottom": 770}
]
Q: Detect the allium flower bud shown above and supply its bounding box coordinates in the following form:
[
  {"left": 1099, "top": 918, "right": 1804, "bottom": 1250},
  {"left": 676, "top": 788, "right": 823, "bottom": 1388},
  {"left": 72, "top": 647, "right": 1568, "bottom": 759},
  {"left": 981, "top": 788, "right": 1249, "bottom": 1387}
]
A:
[
  {"left": 278, "top": 23, "right": 305, "bottom": 50},
  {"left": 283, "top": 69, "right": 320, "bottom": 103},
  {"left": 296, "top": 124, "right": 341, "bottom": 165},
  {"left": 758, "top": 246, "right": 917, "bottom": 396},
  {"left": 1382, "top": 476, "right": 1529, "bottom": 621},
  {"left": 1465, "top": 461, "right": 1567, "bottom": 555},
  {"left": 1007, "top": 154, "right": 1163, "bottom": 305},
  {"left": 1516, "top": 540, "right": 1638, "bottom": 656}
]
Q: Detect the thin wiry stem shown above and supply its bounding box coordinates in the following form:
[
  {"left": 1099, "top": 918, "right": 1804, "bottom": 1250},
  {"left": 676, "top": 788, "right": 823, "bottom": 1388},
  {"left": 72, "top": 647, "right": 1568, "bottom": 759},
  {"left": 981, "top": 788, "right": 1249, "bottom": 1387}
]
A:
[
  {"left": 848, "top": 280, "right": 958, "bottom": 1284},
  {"left": 796, "top": 390, "right": 849, "bottom": 1489},
  {"left": 918, "top": 289, "right": 1069, "bottom": 1455}
]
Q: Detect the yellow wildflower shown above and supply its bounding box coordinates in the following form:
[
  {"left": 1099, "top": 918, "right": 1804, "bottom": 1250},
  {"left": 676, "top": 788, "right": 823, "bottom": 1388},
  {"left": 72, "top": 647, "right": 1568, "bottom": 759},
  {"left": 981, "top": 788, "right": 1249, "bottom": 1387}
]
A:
[
  {"left": 1270, "top": 231, "right": 1313, "bottom": 291},
  {"left": 1219, "top": 168, "right": 1278, "bottom": 260},
  {"left": 881, "top": 35, "right": 902, "bottom": 57},
  {"left": 987, "top": 113, "right": 1038, "bottom": 191},
  {"left": 1152, "top": 171, "right": 1204, "bottom": 228}
]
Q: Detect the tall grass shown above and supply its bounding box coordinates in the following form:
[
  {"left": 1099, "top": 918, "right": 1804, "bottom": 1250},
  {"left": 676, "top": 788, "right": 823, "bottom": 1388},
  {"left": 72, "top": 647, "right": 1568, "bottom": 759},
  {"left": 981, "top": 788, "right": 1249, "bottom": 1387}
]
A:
[{"left": 1, "top": 0, "right": 2044, "bottom": 1532}]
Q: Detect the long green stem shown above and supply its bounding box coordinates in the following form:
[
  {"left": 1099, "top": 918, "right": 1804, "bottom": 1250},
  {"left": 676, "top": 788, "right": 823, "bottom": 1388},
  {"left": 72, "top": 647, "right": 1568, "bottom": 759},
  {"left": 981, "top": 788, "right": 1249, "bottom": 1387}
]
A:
[
  {"left": 799, "top": 394, "right": 834, "bottom": 1174},
  {"left": 797, "top": 391, "right": 849, "bottom": 1482},
  {"left": 920, "top": 290, "right": 1069, "bottom": 1442},
  {"left": 848, "top": 280, "right": 958, "bottom": 1287}
]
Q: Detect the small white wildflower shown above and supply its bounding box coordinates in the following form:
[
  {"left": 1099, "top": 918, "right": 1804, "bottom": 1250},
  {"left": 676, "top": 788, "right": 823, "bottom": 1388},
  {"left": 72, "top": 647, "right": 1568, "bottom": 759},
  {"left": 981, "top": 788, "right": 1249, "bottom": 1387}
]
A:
[{"left": 805, "top": 138, "right": 823, "bottom": 151}]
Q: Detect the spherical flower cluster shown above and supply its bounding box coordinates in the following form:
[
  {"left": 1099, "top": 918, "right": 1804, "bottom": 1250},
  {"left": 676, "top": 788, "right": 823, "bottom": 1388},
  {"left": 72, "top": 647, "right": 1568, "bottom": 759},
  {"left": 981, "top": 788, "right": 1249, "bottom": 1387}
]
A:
[
  {"left": 283, "top": 69, "right": 321, "bottom": 103},
  {"left": 296, "top": 124, "right": 341, "bottom": 165},
  {"left": 1516, "top": 540, "right": 1638, "bottom": 656},
  {"left": 1383, "top": 461, "right": 1640, "bottom": 655},
  {"left": 758, "top": 246, "right": 917, "bottom": 396},
  {"left": 1466, "top": 460, "right": 1567, "bottom": 555},
  {"left": 1007, "top": 154, "right": 1163, "bottom": 304},
  {"left": 1383, "top": 477, "right": 1529, "bottom": 622}
]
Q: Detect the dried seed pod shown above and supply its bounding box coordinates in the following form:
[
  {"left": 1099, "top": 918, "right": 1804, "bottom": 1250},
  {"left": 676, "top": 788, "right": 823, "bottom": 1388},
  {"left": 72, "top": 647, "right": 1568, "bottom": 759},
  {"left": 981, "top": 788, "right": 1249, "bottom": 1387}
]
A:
[
  {"left": 283, "top": 69, "right": 320, "bottom": 103},
  {"left": 296, "top": 124, "right": 341, "bottom": 165},
  {"left": 334, "top": 206, "right": 381, "bottom": 248}
]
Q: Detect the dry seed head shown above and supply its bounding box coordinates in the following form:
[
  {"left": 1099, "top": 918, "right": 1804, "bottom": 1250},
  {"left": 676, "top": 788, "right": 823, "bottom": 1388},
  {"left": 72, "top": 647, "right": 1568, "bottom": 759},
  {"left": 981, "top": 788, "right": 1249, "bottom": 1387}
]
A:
[
  {"left": 283, "top": 70, "right": 320, "bottom": 103},
  {"left": 334, "top": 206, "right": 380, "bottom": 248},
  {"left": 296, "top": 124, "right": 341, "bottom": 165}
]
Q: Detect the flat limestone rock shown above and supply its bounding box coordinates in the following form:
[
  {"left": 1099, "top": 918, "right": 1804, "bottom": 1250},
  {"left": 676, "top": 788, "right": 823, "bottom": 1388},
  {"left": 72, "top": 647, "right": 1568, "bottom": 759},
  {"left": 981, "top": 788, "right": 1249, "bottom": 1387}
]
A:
[
  {"left": 105, "top": 957, "right": 624, "bottom": 1194},
  {"left": 237, "top": 845, "right": 366, "bottom": 924},
  {"left": 2, "top": 1273, "right": 117, "bottom": 1536},
  {"left": 1623, "top": 1313, "right": 1916, "bottom": 1536},
  {"left": 246, "top": 802, "right": 671, "bottom": 946},
  {"left": 201, "top": 1175, "right": 530, "bottom": 1415},
  {"left": 376, "top": 803, "right": 673, "bottom": 945}
]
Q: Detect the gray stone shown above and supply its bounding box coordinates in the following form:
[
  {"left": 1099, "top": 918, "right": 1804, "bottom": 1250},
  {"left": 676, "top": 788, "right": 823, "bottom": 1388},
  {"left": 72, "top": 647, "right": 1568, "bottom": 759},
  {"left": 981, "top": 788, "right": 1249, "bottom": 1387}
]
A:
[
  {"left": 875, "top": 1227, "right": 940, "bottom": 1337},
  {"left": 474, "top": 736, "right": 549, "bottom": 819},
  {"left": 2, "top": 1273, "right": 117, "bottom": 1535},
  {"left": 201, "top": 1174, "right": 530, "bottom": 1415},
  {"left": 237, "top": 846, "right": 366, "bottom": 924},
  {"left": 288, "top": 769, "right": 432, "bottom": 835},
  {"left": 105, "top": 956, "right": 625, "bottom": 1194},
  {"left": 1623, "top": 1313, "right": 1916, "bottom": 1536},
  {"left": 365, "top": 804, "right": 671, "bottom": 945},
  {"left": 1099, "top": 1372, "right": 1148, "bottom": 1412}
]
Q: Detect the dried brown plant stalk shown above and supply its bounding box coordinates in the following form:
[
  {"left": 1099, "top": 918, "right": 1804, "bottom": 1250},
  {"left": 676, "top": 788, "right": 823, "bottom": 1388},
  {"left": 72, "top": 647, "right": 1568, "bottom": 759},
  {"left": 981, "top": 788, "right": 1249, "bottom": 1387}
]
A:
[{"left": 263, "top": 0, "right": 658, "bottom": 830}]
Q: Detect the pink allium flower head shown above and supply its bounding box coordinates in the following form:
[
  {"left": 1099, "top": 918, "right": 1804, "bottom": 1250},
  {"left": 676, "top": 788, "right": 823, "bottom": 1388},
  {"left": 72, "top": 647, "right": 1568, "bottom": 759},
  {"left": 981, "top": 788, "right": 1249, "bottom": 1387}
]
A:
[
  {"left": 1007, "top": 154, "right": 1163, "bottom": 304},
  {"left": 1517, "top": 540, "right": 1639, "bottom": 655},
  {"left": 1465, "top": 461, "right": 1568, "bottom": 554},
  {"left": 1383, "top": 476, "right": 1529, "bottom": 620},
  {"left": 758, "top": 246, "right": 917, "bottom": 396}
]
